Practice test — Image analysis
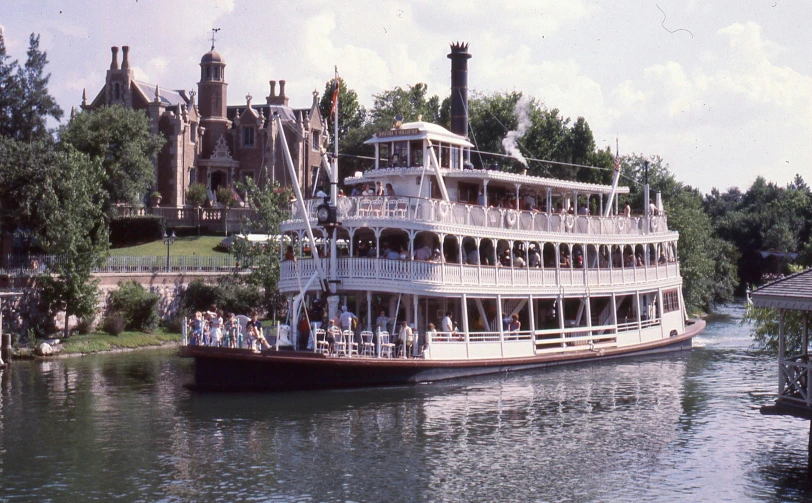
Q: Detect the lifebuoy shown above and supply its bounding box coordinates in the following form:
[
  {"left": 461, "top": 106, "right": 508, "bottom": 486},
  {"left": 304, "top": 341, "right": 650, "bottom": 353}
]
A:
[
  {"left": 337, "top": 196, "right": 352, "bottom": 216},
  {"left": 489, "top": 211, "right": 499, "bottom": 225},
  {"left": 506, "top": 210, "right": 518, "bottom": 228},
  {"left": 650, "top": 216, "right": 659, "bottom": 230},
  {"left": 617, "top": 217, "right": 625, "bottom": 231},
  {"left": 565, "top": 214, "right": 575, "bottom": 230},
  {"left": 438, "top": 202, "right": 450, "bottom": 219}
]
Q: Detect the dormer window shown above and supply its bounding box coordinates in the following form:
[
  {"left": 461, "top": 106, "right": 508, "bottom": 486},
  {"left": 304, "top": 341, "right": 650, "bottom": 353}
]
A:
[{"left": 243, "top": 126, "right": 255, "bottom": 146}]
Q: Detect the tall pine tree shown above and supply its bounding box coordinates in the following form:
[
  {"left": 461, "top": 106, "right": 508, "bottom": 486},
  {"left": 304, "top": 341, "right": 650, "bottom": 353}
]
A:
[
  {"left": 15, "top": 33, "right": 62, "bottom": 141},
  {"left": 0, "top": 28, "right": 22, "bottom": 138}
]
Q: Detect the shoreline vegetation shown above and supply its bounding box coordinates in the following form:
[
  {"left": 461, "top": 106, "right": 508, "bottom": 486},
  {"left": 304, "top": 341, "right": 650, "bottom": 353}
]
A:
[{"left": 13, "top": 328, "right": 183, "bottom": 358}]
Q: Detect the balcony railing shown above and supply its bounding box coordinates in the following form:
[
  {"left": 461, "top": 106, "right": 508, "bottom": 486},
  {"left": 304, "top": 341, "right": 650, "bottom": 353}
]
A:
[
  {"left": 2, "top": 254, "right": 238, "bottom": 275},
  {"left": 280, "top": 257, "right": 680, "bottom": 291},
  {"left": 285, "top": 196, "right": 668, "bottom": 236}
]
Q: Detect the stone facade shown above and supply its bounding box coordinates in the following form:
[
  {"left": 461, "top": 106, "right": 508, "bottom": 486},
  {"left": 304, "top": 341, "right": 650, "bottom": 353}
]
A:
[{"left": 83, "top": 44, "right": 327, "bottom": 208}]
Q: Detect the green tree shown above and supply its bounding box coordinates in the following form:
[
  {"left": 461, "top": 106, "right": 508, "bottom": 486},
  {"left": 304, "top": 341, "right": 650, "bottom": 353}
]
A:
[
  {"left": 0, "top": 139, "right": 108, "bottom": 336},
  {"left": 14, "top": 33, "right": 63, "bottom": 141},
  {"left": 185, "top": 182, "right": 208, "bottom": 236},
  {"left": 60, "top": 105, "right": 164, "bottom": 210},
  {"left": 744, "top": 305, "right": 807, "bottom": 354},
  {"left": 0, "top": 30, "right": 22, "bottom": 138},
  {"left": 216, "top": 186, "right": 237, "bottom": 236},
  {"left": 234, "top": 175, "right": 291, "bottom": 316},
  {"left": 318, "top": 77, "right": 366, "bottom": 152},
  {"left": 369, "top": 83, "right": 441, "bottom": 127}
]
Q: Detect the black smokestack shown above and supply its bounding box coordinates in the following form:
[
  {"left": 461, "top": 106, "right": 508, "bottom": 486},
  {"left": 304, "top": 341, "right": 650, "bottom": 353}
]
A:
[{"left": 448, "top": 41, "right": 471, "bottom": 138}]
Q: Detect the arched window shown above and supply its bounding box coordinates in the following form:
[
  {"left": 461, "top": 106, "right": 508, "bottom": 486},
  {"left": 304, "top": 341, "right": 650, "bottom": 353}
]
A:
[{"left": 214, "top": 66, "right": 220, "bottom": 80}]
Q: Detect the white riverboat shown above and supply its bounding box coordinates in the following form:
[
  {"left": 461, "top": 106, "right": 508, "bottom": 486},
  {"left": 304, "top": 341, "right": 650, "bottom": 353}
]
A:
[{"left": 185, "top": 42, "right": 703, "bottom": 390}]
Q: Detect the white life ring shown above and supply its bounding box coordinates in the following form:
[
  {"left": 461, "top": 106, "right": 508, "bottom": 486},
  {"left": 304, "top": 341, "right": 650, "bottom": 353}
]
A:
[
  {"left": 337, "top": 196, "right": 352, "bottom": 217},
  {"left": 617, "top": 217, "right": 625, "bottom": 231},
  {"left": 438, "top": 201, "right": 450, "bottom": 219},
  {"left": 650, "top": 216, "right": 659, "bottom": 230},
  {"left": 505, "top": 210, "right": 518, "bottom": 228},
  {"left": 565, "top": 214, "right": 575, "bottom": 230}
]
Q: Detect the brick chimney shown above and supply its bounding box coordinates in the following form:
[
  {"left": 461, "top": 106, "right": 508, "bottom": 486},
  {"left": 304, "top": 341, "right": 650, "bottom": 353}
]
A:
[
  {"left": 266, "top": 80, "right": 276, "bottom": 104},
  {"left": 110, "top": 46, "right": 119, "bottom": 70},
  {"left": 121, "top": 46, "right": 130, "bottom": 70},
  {"left": 279, "top": 80, "right": 288, "bottom": 105}
]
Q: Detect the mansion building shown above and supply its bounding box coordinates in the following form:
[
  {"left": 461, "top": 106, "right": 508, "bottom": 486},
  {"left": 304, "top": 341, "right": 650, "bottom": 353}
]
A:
[{"left": 82, "top": 44, "right": 326, "bottom": 207}]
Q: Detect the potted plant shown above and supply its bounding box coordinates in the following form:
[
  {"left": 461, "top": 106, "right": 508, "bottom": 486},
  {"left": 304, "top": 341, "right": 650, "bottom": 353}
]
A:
[{"left": 150, "top": 191, "right": 162, "bottom": 207}]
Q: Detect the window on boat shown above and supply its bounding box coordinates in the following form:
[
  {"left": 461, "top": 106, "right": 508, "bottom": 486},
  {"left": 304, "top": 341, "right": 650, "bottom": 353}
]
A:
[
  {"left": 562, "top": 298, "right": 589, "bottom": 332},
  {"left": 439, "top": 143, "right": 451, "bottom": 169},
  {"left": 450, "top": 145, "right": 460, "bottom": 170},
  {"left": 615, "top": 294, "right": 637, "bottom": 330},
  {"left": 458, "top": 182, "right": 479, "bottom": 204},
  {"left": 392, "top": 141, "right": 408, "bottom": 167},
  {"left": 532, "top": 298, "right": 559, "bottom": 331},
  {"left": 410, "top": 140, "right": 423, "bottom": 167},
  {"left": 662, "top": 289, "right": 680, "bottom": 313},
  {"left": 639, "top": 291, "right": 660, "bottom": 322},
  {"left": 589, "top": 296, "right": 614, "bottom": 329},
  {"left": 378, "top": 143, "right": 389, "bottom": 169}
]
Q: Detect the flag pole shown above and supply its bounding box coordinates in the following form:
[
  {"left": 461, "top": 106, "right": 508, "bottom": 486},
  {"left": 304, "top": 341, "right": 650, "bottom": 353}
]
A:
[
  {"left": 603, "top": 135, "right": 621, "bottom": 218},
  {"left": 329, "top": 66, "right": 339, "bottom": 297}
]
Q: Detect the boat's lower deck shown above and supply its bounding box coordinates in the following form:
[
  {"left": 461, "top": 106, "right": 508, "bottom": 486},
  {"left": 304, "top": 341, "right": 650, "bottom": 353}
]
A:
[{"left": 185, "top": 318, "right": 704, "bottom": 391}]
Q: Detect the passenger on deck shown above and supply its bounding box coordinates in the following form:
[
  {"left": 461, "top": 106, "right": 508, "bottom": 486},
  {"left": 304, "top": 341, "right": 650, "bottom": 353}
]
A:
[
  {"left": 424, "top": 323, "right": 437, "bottom": 352},
  {"left": 441, "top": 311, "right": 456, "bottom": 339},
  {"left": 624, "top": 203, "right": 631, "bottom": 218},
  {"left": 398, "top": 246, "right": 409, "bottom": 260},
  {"left": 466, "top": 248, "right": 479, "bottom": 265},
  {"left": 361, "top": 183, "right": 373, "bottom": 196},
  {"left": 284, "top": 245, "right": 296, "bottom": 261},
  {"left": 375, "top": 181, "right": 384, "bottom": 196},
  {"left": 529, "top": 247, "right": 541, "bottom": 268},
  {"left": 396, "top": 320, "right": 414, "bottom": 357},
  {"left": 560, "top": 250, "right": 571, "bottom": 268},
  {"left": 477, "top": 191, "right": 485, "bottom": 206},
  {"left": 376, "top": 310, "right": 390, "bottom": 333},
  {"left": 514, "top": 252, "right": 525, "bottom": 267},
  {"left": 246, "top": 312, "right": 271, "bottom": 352},
  {"left": 339, "top": 306, "right": 357, "bottom": 332},
  {"left": 508, "top": 314, "right": 521, "bottom": 337},
  {"left": 188, "top": 311, "right": 203, "bottom": 345},
  {"left": 431, "top": 249, "right": 443, "bottom": 262},
  {"left": 658, "top": 250, "right": 667, "bottom": 265},
  {"left": 224, "top": 312, "right": 238, "bottom": 348},
  {"left": 385, "top": 183, "right": 396, "bottom": 196},
  {"left": 414, "top": 244, "right": 431, "bottom": 261}
]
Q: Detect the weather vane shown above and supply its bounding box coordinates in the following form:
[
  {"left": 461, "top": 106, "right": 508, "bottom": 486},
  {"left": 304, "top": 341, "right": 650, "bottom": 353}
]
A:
[{"left": 210, "top": 28, "right": 221, "bottom": 50}]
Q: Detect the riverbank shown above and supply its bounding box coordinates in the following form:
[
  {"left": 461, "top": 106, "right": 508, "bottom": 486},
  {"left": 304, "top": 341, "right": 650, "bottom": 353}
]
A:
[{"left": 11, "top": 328, "right": 182, "bottom": 359}]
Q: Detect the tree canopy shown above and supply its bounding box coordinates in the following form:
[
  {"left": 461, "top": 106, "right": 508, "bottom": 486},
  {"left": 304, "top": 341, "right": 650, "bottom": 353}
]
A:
[{"left": 60, "top": 105, "right": 164, "bottom": 210}]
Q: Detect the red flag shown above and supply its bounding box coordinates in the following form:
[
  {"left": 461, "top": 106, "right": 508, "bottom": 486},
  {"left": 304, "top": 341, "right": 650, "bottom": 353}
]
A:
[
  {"left": 329, "top": 76, "right": 339, "bottom": 117},
  {"left": 614, "top": 155, "right": 620, "bottom": 173}
]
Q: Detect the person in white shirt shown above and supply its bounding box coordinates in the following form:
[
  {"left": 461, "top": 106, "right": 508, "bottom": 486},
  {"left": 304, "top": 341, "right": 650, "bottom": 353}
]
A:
[
  {"left": 441, "top": 311, "right": 455, "bottom": 339},
  {"left": 339, "top": 306, "right": 357, "bottom": 331},
  {"left": 396, "top": 320, "right": 414, "bottom": 357}
]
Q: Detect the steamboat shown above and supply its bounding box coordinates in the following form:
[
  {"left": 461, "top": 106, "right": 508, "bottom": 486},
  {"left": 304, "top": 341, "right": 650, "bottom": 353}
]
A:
[{"left": 185, "top": 42, "right": 704, "bottom": 390}]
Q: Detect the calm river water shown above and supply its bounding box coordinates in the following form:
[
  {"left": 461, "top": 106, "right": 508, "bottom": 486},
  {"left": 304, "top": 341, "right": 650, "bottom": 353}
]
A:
[{"left": 1, "top": 303, "right": 810, "bottom": 502}]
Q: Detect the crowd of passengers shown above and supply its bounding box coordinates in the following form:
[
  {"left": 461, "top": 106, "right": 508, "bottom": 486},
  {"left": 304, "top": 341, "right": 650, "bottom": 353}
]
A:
[
  {"left": 186, "top": 309, "right": 272, "bottom": 352},
  {"left": 286, "top": 239, "right": 672, "bottom": 269}
]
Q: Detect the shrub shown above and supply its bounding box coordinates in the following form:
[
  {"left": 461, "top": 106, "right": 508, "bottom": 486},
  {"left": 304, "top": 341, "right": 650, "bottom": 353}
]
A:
[
  {"left": 109, "top": 215, "right": 165, "bottom": 247},
  {"left": 181, "top": 280, "right": 220, "bottom": 312},
  {"left": 107, "top": 280, "right": 160, "bottom": 332},
  {"left": 75, "top": 317, "right": 94, "bottom": 335},
  {"left": 102, "top": 312, "right": 125, "bottom": 335},
  {"left": 163, "top": 311, "right": 187, "bottom": 334}
]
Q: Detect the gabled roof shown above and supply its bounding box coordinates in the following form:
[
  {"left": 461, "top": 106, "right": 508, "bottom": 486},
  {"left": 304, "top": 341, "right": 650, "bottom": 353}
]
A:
[
  {"left": 751, "top": 268, "right": 812, "bottom": 311},
  {"left": 134, "top": 81, "right": 191, "bottom": 107},
  {"left": 227, "top": 104, "right": 296, "bottom": 123}
]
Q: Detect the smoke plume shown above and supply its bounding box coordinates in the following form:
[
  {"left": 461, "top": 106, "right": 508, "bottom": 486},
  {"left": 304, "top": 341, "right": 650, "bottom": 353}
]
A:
[{"left": 502, "top": 95, "right": 532, "bottom": 167}]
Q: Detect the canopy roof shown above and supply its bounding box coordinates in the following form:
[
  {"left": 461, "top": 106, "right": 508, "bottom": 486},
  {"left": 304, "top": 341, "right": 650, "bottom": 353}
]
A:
[
  {"left": 364, "top": 121, "right": 474, "bottom": 148},
  {"left": 750, "top": 268, "right": 812, "bottom": 311}
]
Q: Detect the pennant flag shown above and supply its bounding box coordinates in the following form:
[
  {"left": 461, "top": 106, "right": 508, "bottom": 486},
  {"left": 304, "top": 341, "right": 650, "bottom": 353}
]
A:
[
  {"left": 614, "top": 136, "right": 620, "bottom": 172},
  {"left": 330, "top": 70, "right": 340, "bottom": 117}
]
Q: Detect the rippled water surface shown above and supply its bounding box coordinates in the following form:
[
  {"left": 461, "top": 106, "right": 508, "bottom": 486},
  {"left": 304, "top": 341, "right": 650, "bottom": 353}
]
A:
[{"left": 1, "top": 304, "right": 811, "bottom": 502}]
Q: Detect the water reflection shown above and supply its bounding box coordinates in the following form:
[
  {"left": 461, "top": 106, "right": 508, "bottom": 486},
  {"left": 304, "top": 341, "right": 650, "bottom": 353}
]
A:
[{"left": 0, "top": 307, "right": 811, "bottom": 501}]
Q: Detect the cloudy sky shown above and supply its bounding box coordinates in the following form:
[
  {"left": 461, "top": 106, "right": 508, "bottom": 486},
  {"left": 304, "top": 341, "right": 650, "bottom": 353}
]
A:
[{"left": 3, "top": 0, "right": 810, "bottom": 193}]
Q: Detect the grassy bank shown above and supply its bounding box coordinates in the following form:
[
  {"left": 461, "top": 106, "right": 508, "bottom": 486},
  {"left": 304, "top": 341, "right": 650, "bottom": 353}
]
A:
[
  {"left": 61, "top": 328, "right": 181, "bottom": 354},
  {"left": 109, "top": 236, "right": 227, "bottom": 257}
]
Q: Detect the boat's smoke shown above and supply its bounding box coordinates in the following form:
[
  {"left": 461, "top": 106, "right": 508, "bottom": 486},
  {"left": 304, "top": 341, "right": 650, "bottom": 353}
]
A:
[{"left": 502, "top": 95, "right": 532, "bottom": 167}]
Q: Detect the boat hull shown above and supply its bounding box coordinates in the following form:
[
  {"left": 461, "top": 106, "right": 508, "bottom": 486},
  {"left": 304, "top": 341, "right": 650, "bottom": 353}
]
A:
[{"left": 185, "top": 319, "right": 704, "bottom": 391}]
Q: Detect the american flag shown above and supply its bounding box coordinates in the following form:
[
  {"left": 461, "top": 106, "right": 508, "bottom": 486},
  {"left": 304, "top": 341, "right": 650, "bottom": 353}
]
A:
[
  {"left": 614, "top": 137, "right": 620, "bottom": 172},
  {"left": 330, "top": 69, "right": 340, "bottom": 117}
]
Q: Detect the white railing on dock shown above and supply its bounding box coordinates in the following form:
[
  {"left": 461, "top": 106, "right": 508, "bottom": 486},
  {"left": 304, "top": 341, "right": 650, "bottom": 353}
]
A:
[
  {"left": 778, "top": 356, "right": 812, "bottom": 407},
  {"left": 285, "top": 196, "right": 669, "bottom": 236}
]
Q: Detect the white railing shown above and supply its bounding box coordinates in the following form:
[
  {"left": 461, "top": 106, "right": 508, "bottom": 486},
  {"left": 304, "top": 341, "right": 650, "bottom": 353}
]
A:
[
  {"left": 2, "top": 254, "right": 238, "bottom": 275},
  {"left": 779, "top": 356, "right": 812, "bottom": 407},
  {"left": 280, "top": 258, "right": 679, "bottom": 290},
  {"left": 534, "top": 324, "right": 619, "bottom": 353},
  {"left": 285, "top": 196, "right": 669, "bottom": 236}
]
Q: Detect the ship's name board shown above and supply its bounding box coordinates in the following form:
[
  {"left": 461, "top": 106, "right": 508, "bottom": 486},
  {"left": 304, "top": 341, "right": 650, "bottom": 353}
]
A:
[{"left": 376, "top": 128, "right": 420, "bottom": 138}]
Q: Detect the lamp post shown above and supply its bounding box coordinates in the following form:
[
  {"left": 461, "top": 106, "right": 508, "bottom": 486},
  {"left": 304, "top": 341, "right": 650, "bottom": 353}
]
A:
[{"left": 163, "top": 230, "right": 176, "bottom": 272}]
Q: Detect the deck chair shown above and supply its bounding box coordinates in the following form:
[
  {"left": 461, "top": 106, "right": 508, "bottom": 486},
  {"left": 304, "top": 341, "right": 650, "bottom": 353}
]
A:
[
  {"left": 379, "top": 330, "right": 395, "bottom": 358},
  {"left": 344, "top": 329, "right": 359, "bottom": 357},
  {"left": 314, "top": 328, "right": 329, "bottom": 354},
  {"left": 392, "top": 198, "right": 408, "bottom": 218},
  {"left": 331, "top": 327, "right": 346, "bottom": 356},
  {"left": 357, "top": 198, "right": 372, "bottom": 217},
  {"left": 370, "top": 198, "right": 384, "bottom": 217},
  {"left": 360, "top": 330, "right": 375, "bottom": 357}
]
